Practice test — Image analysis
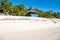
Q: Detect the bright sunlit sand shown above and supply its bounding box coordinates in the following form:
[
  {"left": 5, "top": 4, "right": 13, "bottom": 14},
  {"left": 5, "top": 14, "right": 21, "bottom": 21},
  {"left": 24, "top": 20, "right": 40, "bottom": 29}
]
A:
[{"left": 0, "top": 16, "right": 60, "bottom": 40}]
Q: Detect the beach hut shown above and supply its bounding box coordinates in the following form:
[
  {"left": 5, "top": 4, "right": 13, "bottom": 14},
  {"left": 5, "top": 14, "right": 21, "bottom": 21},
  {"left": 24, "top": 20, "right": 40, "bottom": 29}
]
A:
[{"left": 28, "top": 10, "right": 39, "bottom": 17}]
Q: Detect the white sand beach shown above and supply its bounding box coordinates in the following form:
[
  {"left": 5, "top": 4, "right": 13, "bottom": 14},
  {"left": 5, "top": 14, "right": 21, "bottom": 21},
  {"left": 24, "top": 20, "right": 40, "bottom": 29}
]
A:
[{"left": 0, "top": 16, "right": 60, "bottom": 40}]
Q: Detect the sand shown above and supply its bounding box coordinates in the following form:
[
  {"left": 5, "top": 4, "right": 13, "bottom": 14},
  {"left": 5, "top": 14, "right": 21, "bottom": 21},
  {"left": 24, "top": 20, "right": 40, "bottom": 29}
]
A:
[{"left": 0, "top": 16, "right": 60, "bottom": 40}]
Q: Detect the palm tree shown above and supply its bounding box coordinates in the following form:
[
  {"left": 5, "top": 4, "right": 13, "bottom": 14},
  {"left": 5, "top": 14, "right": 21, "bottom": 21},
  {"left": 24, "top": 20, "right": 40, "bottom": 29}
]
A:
[
  {"left": 1, "top": 0, "right": 12, "bottom": 15},
  {"left": 28, "top": 7, "right": 32, "bottom": 10},
  {"left": 19, "top": 4, "right": 25, "bottom": 11}
]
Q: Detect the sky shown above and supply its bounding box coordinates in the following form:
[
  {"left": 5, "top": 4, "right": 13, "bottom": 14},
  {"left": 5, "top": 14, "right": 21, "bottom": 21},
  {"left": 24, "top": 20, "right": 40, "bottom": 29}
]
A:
[{"left": 8, "top": 0, "right": 60, "bottom": 12}]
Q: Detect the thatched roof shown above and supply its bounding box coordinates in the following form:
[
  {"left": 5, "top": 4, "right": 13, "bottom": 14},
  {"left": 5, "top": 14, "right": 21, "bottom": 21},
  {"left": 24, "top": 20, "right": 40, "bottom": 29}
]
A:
[{"left": 28, "top": 10, "right": 38, "bottom": 13}]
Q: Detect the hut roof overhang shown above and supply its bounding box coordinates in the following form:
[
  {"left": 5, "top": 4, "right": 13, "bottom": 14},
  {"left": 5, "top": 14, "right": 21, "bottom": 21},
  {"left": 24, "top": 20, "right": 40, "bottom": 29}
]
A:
[{"left": 28, "top": 10, "right": 38, "bottom": 14}]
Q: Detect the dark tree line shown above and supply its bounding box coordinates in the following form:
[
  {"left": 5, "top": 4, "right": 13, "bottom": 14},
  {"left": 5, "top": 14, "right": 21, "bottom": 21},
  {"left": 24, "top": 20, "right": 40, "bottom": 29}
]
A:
[{"left": 0, "top": 0, "right": 60, "bottom": 18}]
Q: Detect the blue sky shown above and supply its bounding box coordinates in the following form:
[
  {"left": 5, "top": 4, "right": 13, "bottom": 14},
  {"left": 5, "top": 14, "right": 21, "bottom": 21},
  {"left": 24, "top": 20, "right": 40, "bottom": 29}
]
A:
[{"left": 8, "top": 0, "right": 60, "bottom": 12}]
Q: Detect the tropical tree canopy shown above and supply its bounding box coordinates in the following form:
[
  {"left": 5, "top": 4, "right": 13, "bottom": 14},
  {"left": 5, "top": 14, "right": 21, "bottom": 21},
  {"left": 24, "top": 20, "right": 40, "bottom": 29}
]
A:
[{"left": 0, "top": 0, "right": 60, "bottom": 18}]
